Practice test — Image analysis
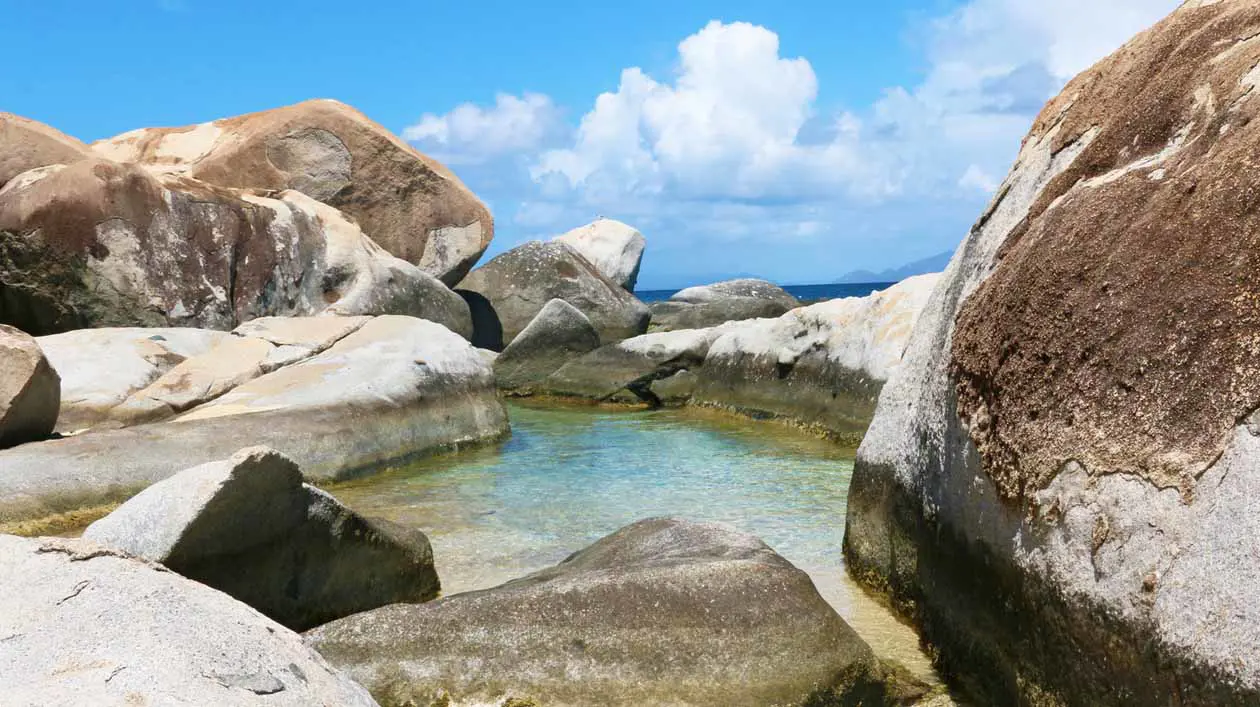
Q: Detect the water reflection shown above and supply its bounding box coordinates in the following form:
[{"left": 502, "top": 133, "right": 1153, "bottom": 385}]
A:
[{"left": 331, "top": 402, "right": 938, "bottom": 683}]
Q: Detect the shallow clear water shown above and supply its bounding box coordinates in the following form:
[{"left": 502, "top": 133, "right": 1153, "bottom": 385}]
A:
[{"left": 331, "top": 401, "right": 938, "bottom": 682}]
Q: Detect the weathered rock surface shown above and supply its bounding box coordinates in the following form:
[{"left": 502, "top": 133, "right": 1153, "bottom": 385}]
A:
[
  {"left": 0, "top": 316, "right": 509, "bottom": 525},
  {"left": 0, "top": 325, "right": 59, "bottom": 448},
  {"left": 308, "top": 517, "right": 926, "bottom": 707},
  {"left": 846, "top": 4, "right": 1260, "bottom": 704},
  {"left": 552, "top": 218, "right": 646, "bottom": 291},
  {"left": 93, "top": 99, "right": 493, "bottom": 285},
  {"left": 0, "top": 534, "right": 378, "bottom": 706},
  {"left": 494, "top": 298, "right": 601, "bottom": 392},
  {"left": 457, "top": 240, "right": 650, "bottom": 349},
  {"left": 693, "top": 274, "right": 937, "bottom": 439},
  {"left": 0, "top": 152, "right": 471, "bottom": 335},
  {"left": 0, "top": 112, "right": 89, "bottom": 187},
  {"left": 649, "top": 278, "right": 799, "bottom": 331},
  {"left": 38, "top": 327, "right": 230, "bottom": 431},
  {"left": 84, "top": 447, "right": 439, "bottom": 631},
  {"left": 543, "top": 323, "right": 740, "bottom": 403}
]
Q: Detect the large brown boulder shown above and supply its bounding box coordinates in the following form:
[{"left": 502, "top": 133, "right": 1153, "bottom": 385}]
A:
[
  {"left": 93, "top": 99, "right": 493, "bottom": 285},
  {"left": 457, "top": 240, "right": 650, "bottom": 350},
  {"left": 0, "top": 156, "right": 470, "bottom": 335},
  {"left": 846, "top": 3, "right": 1260, "bottom": 704},
  {"left": 0, "top": 324, "right": 58, "bottom": 448},
  {"left": 0, "top": 112, "right": 89, "bottom": 187}
]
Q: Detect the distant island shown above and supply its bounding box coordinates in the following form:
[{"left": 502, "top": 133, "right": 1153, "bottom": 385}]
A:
[{"left": 833, "top": 250, "right": 952, "bottom": 284}]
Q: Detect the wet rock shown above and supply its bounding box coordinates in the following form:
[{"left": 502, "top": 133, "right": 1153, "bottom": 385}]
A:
[
  {"left": 84, "top": 447, "right": 438, "bottom": 631},
  {"left": 495, "top": 299, "right": 601, "bottom": 393},
  {"left": 0, "top": 324, "right": 58, "bottom": 448},
  {"left": 552, "top": 218, "right": 646, "bottom": 291},
  {"left": 0, "top": 534, "right": 378, "bottom": 706},
  {"left": 308, "top": 517, "right": 927, "bottom": 707},
  {"left": 649, "top": 278, "right": 799, "bottom": 331},
  {"left": 92, "top": 99, "right": 493, "bottom": 285},
  {"left": 457, "top": 240, "right": 649, "bottom": 349},
  {"left": 846, "top": 4, "right": 1260, "bottom": 704}
]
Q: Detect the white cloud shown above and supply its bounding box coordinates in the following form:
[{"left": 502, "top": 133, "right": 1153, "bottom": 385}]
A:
[{"left": 403, "top": 92, "right": 562, "bottom": 165}]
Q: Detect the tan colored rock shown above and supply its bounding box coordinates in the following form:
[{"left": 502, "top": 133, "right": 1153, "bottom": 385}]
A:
[
  {"left": 93, "top": 99, "right": 494, "bottom": 284},
  {"left": 0, "top": 324, "right": 58, "bottom": 448},
  {"left": 553, "top": 218, "right": 646, "bottom": 291},
  {"left": 0, "top": 112, "right": 89, "bottom": 187}
]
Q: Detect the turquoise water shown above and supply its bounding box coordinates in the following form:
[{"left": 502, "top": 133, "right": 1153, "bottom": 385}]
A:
[{"left": 332, "top": 401, "right": 937, "bottom": 681}]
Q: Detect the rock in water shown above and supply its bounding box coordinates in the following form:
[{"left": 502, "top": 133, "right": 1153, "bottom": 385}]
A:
[
  {"left": 457, "top": 240, "right": 650, "bottom": 349},
  {"left": 308, "top": 517, "right": 927, "bottom": 707},
  {"left": 84, "top": 447, "right": 438, "bottom": 631},
  {"left": 0, "top": 535, "right": 378, "bottom": 706},
  {"left": 649, "top": 278, "right": 799, "bottom": 331},
  {"left": 0, "top": 154, "right": 471, "bottom": 335},
  {"left": 92, "top": 99, "right": 493, "bottom": 285},
  {"left": 0, "top": 324, "right": 59, "bottom": 448},
  {"left": 552, "top": 218, "right": 646, "bottom": 291},
  {"left": 494, "top": 299, "right": 601, "bottom": 392},
  {"left": 846, "top": 3, "right": 1260, "bottom": 704},
  {"left": 0, "top": 111, "right": 90, "bottom": 187}
]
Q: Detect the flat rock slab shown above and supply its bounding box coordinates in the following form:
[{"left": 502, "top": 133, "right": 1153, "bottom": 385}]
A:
[
  {"left": 0, "top": 534, "right": 378, "bottom": 706},
  {"left": 307, "top": 517, "right": 910, "bottom": 707}
]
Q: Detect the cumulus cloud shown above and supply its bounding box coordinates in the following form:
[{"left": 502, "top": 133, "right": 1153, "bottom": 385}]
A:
[{"left": 403, "top": 92, "right": 563, "bottom": 165}]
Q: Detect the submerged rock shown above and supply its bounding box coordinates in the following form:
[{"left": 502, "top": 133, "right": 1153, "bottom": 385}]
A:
[
  {"left": 0, "top": 534, "right": 378, "bottom": 706},
  {"left": 494, "top": 299, "right": 601, "bottom": 393},
  {"left": 0, "top": 325, "right": 59, "bottom": 449},
  {"left": 846, "top": 3, "right": 1260, "bottom": 704},
  {"left": 308, "top": 517, "right": 928, "bottom": 707},
  {"left": 457, "top": 240, "right": 650, "bottom": 349},
  {"left": 92, "top": 99, "right": 493, "bottom": 285},
  {"left": 552, "top": 218, "right": 646, "bottom": 291},
  {"left": 84, "top": 447, "right": 438, "bottom": 631},
  {"left": 0, "top": 316, "right": 508, "bottom": 525},
  {"left": 649, "top": 278, "right": 799, "bottom": 331}
]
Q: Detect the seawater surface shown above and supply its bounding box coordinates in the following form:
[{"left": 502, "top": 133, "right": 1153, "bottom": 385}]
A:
[{"left": 332, "top": 401, "right": 938, "bottom": 681}]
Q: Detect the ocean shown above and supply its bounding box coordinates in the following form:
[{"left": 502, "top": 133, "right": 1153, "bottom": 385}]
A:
[{"left": 635, "top": 282, "right": 898, "bottom": 304}]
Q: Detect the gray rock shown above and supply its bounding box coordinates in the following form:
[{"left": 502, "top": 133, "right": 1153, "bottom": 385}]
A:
[
  {"left": 494, "top": 299, "right": 601, "bottom": 392},
  {"left": 84, "top": 447, "right": 438, "bottom": 631},
  {"left": 552, "top": 218, "right": 646, "bottom": 291},
  {"left": 0, "top": 324, "right": 58, "bottom": 448},
  {"left": 0, "top": 534, "right": 377, "bottom": 706},
  {"left": 649, "top": 278, "right": 799, "bottom": 331},
  {"left": 0, "top": 316, "right": 509, "bottom": 525},
  {"left": 307, "top": 517, "right": 925, "bottom": 707},
  {"left": 457, "top": 240, "right": 650, "bottom": 350},
  {"left": 649, "top": 369, "right": 699, "bottom": 405}
]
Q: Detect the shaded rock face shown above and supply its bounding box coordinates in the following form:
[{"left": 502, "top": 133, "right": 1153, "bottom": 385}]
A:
[
  {"left": 650, "top": 278, "right": 799, "bottom": 331},
  {"left": 0, "top": 316, "right": 509, "bottom": 525},
  {"left": 84, "top": 447, "right": 439, "bottom": 631},
  {"left": 0, "top": 325, "right": 59, "bottom": 448},
  {"left": 93, "top": 99, "right": 493, "bottom": 285},
  {"left": 0, "top": 112, "right": 90, "bottom": 188},
  {"left": 457, "top": 240, "right": 650, "bottom": 350},
  {"left": 552, "top": 218, "right": 646, "bottom": 291},
  {"left": 0, "top": 156, "right": 471, "bottom": 336},
  {"left": 308, "top": 517, "right": 923, "bottom": 707},
  {"left": 494, "top": 298, "right": 601, "bottom": 392},
  {"left": 0, "top": 535, "right": 377, "bottom": 706},
  {"left": 693, "top": 275, "right": 938, "bottom": 440},
  {"left": 846, "top": 4, "right": 1260, "bottom": 704}
]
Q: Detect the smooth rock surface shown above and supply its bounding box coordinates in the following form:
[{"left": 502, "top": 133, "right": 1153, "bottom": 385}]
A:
[
  {"left": 85, "top": 447, "right": 439, "bottom": 631},
  {"left": 494, "top": 299, "right": 601, "bottom": 392},
  {"left": 846, "top": 3, "right": 1260, "bottom": 704},
  {"left": 0, "top": 534, "right": 378, "bottom": 706},
  {"left": 0, "top": 111, "right": 89, "bottom": 187},
  {"left": 92, "top": 99, "right": 493, "bottom": 285},
  {"left": 650, "top": 278, "right": 799, "bottom": 331},
  {"left": 552, "top": 218, "right": 646, "bottom": 291},
  {"left": 0, "top": 324, "right": 59, "bottom": 448},
  {"left": 0, "top": 152, "right": 470, "bottom": 335},
  {"left": 693, "top": 274, "right": 937, "bottom": 438},
  {"left": 307, "top": 517, "right": 919, "bottom": 707},
  {"left": 0, "top": 316, "right": 509, "bottom": 524},
  {"left": 457, "top": 240, "right": 650, "bottom": 349}
]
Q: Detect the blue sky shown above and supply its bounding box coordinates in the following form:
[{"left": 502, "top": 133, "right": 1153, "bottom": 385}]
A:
[{"left": 3, "top": 0, "right": 1178, "bottom": 288}]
